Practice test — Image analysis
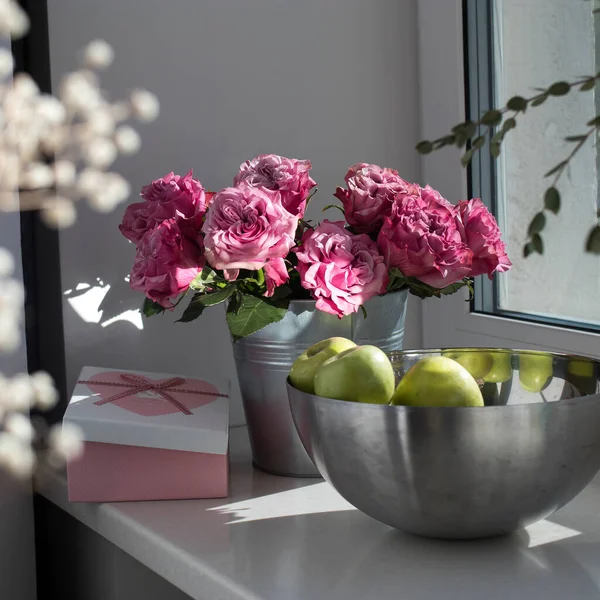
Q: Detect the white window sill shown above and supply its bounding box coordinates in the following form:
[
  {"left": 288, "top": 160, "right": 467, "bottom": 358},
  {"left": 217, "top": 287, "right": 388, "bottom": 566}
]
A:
[{"left": 38, "top": 426, "right": 600, "bottom": 600}]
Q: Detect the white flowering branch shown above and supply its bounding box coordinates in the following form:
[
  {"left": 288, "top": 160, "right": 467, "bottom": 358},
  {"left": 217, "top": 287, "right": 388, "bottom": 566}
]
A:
[{"left": 0, "top": 0, "right": 159, "bottom": 480}]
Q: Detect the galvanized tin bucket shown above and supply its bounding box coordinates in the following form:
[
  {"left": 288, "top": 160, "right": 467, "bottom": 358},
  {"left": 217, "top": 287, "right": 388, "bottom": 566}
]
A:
[{"left": 231, "top": 290, "right": 409, "bottom": 477}]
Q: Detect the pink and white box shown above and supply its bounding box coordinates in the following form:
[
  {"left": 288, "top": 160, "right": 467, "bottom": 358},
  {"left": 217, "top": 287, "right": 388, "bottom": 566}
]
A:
[{"left": 64, "top": 366, "right": 230, "bottom": 503}]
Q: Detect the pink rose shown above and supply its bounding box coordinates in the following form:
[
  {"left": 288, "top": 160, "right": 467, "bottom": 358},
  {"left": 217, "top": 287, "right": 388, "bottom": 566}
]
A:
[
  {"left": 295, "top": 220, "right": 388, "bottom": 318},
  {"left": 234, "top": 154, "right": 316, "bottom": 217},
  {"left": 377, "top": 185, "right": 473, "bottom": 288},
  {"left": 202, "top": 184, "right": 298, "bottom": 280},
  {"left": 458, "top": 198, "right": 512, "bottom": 278},
  {"left": 334, "top": 163, "right": 416, "bottom": 233},
  {"left": 119, "top": 170, "right": 207, "bottom": 245},
  {"left": 129, "top": 219, "right": 204, "bottom": 308},
  {"left": 264, "top": 257, "right": 290, "bottom": 297}
]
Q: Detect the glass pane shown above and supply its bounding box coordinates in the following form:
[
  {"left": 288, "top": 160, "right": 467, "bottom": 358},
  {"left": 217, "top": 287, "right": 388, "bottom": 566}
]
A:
[{"left": 493, "top": 0, "right": 600, "bottom": 326}]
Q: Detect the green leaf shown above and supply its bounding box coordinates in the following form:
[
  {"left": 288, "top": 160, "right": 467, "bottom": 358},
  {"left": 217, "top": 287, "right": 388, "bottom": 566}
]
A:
[
  {"left": 531, "top": 233, "right": 544, "bottom": 254},
  {"left": 565, "top": 134, "right": 588, "bottom": 142},
  {"left": 506, "top": 96, "right": 527, "bottom": 111},
  {"left": 416, "top": 140, "right": 433, "bottom": 154},
  {"left": 523, "top": 242, "right": 534, "bottom": 258},
  {"left": 490, "top": 130, "right": 505, "bottom": 144},
  {"left": 587, "top": 115, "right": 600, "bottom": 127},
  {"left": 178, "top": 286, "right": 236, "bottom": 323},
  {"left": 454, "top": 131, "right": 468, "bottom": 148},
  {"left": 531, "top": 94, "right": 548, "bottom": 107},
  {"left": 433, "top": 135, "right": 455, "bottom": 150},
  {"left": 359, "top": 305, "right": 368, "bottom": 319},
  {"left": 544, "top": 187, "right": 560, "bottom": 214},
  {"left": 473, "top": 135, "right": 485, "bottom": 150},
  {"left": 548, "top": 81, "right": 570, "bottom": 96},
  {"left": 481, "top": 109, "right": 502, "bottom": 126},
  {"left": 490, "top": 142, "right": 501, "bottom": 158},
  {"left": 226, "top": 294, "right": 288, "bottom": 342},
  {"left": 189, "top": 266, "right": 221, "bottom": 291},
  {"left": 585, "top": 225, "right": 600, "bottom": 253},
  {"left": 322, "top": 204, "right": 345, "bottom": 214},
  {"left": 269, "top": 284, "right": 292, "bottom": 301},
  {"left": 460, "top": 148, "right": 474, "bottom": 167},
  {"left": 463, "top": 121, "right": 477, "bottom": 137},
  {"left": 528, "top": 212, "right": 547, "bottom": 236},
  {"left": 440, "top": 280, "right": 469, "bottom": 296},
  {"left": 142, "top": 297, "right": 166, "bottom": 317},
  {"left": 580, "top": 78, "right": 596, "bottom": 91},
  {"left": 544, "top": 161, "right": 567, "bottom": 178},
  {"left": 502, "top": 118, "right": 516, "bottom": 132}
]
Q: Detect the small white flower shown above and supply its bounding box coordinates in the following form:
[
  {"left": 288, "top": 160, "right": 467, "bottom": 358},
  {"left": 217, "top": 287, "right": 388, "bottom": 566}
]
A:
[
  {"left": 11, "top": 72, "right": 39, "bottom": 99},
  {"left": 0, "top": 317, "right": 20, "bottom": 353},
  {"left": 0, "top": 248, "right": 15, "bottom": 277},
  {"left": 83, "top": 39, "right": 114, "bottom": 70},
  {"left": 41, "top": 197, "right": 77, "bottom": 229},
  {"left": 21, "top": 163, "right": 54, "bottom": 189},
  {"left": 6, "top": 374, "right": 35, "bottom": 412},
  {"left": 48, "top": 422, "right": 84, "bottom": 462},
  {"left": 104, "top": 172, "right": 131, "bottom": 203},
  {"left": 4, "top": 413, "right": 34, "bottom": 443},
  {"left": 60, "top": 71, "right": 101, "bottom": 113},
  {"left": 84, "top": 138, "right": 117, "bottom": 168},
  {"left": 114, "top": 125, "right": 141, "bottom": 155},
  {"left": 35, "top": 96, "right": 67, "bottom": 125},
  {"left": 53, "top": 160, "right": 76, "bottom": 187},
  {"left": 86, "top": 109, "right": 115, "bottom": 136},
  {"left": 5, "top": 1, "right": 30, "bottom": 38},
  {"left": 0, "top": 434, "right": 35, "bottom": 479},
  {"left": 130, "top": 89, "right": 160, "bottom": 122},
  {"left": 30, "top": 371, "right": 58, "bottom": 410},
  {"left": 1, "top": 278, "right": 25, "bottom": 308},
  {"left": 0, "top": 48, "right": 14, "bottom": 78},
  {"left": 110, "top": 101, "right": 130, "bottom": 121},
  {"left": 76, "top": 168, "right": 105, "bottom": 197}
]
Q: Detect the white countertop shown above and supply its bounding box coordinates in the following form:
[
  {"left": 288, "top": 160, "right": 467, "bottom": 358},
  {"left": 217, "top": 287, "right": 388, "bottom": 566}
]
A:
[{"left": 39, "top": 426, "right": 600, "bottom": 600}]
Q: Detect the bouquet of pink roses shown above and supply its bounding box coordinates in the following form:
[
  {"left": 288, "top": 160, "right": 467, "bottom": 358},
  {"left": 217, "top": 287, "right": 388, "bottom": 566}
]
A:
[{"left": 119, "top": 155, "right": 511, "bottom": 340}]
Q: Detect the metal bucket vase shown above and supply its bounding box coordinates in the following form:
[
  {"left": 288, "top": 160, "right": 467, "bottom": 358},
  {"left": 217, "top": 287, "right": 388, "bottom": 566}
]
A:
[{"left": 231, "top": 290, "right": 409, "bottom": 477}]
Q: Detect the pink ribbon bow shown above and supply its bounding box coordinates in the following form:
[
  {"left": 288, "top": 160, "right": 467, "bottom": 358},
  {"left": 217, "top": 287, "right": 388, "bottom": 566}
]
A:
[{"left": 78, "top": 374, "right": 225, "bottom": 416}]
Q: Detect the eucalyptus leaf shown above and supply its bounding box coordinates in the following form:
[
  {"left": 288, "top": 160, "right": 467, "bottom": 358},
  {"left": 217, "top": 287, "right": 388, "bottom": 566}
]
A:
[
  {"left": 531, "top": 233, "right": 544, "bottom": 254},
  {"left": 548, "top": 81, "right": 570, "bottom": 96},
  {"left": 544, "top": 161, "right": 567, "bottom": 178},
  {"left": 416, "top": 141, "right": 433, "bottom": 154},
  {"left": 506, "top": 96, "right": 527, "bottom": 111},
  {"left": 585, "top": 225, "right": 600, "bottom": 254},
  {"left": 142, "top": 297, "right": 166, "bottom": 317},
  {"left": 523, "top": 242, "right": 534, "bottom": 258},
  {"left": 460, "top": 148, "right": 474, "bottom": 167},
  {"left": 565, "top": 134, "right": 588, "bottom": 142},
  {"left": 502, "top": 118, "right": 516, "bottom": 132},
  {"left": 580, "top": 78, "right": 596, "bottom": 91},
  {"left": 473, "top": 136, "right": 485, "bottom": 150},
  {"left": 463, "top": 121, "right": 477, "bottom": 137},
  {"left": 226, "top": 294, "right": 288, "bottom": 342},
  {"left": 544, "top": 187, "right": 560, "bottom": 214},
  {"left": 481, "top": 109, "right": 502, "bottom": 126},
  {"left": 490, "top": 142, "right": 501, "bottom": 158},
  {"left": 531, "top": 94, "right": 548, "bottom": 107},
  {"left": 528, "top": 212, "right": 547, "bottom": 236},
  {"left": 587, "top": 115, "right": 600, "bottom": 127}
]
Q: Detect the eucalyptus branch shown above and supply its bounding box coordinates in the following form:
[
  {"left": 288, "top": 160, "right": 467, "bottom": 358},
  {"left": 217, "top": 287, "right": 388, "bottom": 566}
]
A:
[{"left": 416, "top": 72, "right": 600, "bottom": 258}]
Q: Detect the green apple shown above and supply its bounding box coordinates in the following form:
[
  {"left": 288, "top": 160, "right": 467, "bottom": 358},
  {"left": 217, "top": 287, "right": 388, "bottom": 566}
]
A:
[
  {"left": 391, "top": 356, "right": 484, "bottom": 407},
  {"left": 289, "top": 337, "right": 357, "bottom": 394},
  {"left": 442, "top": 350, "right": 493, "bottom": 379},
  {"left": 567, "top": 359, "right": 595, "bottom": 379},
  {"left": 483, "top": 352, "right": 513, "bottom": 383},
  {"left": 519, "top": 354, "right": 553, "bottom": 393},
  {"left": 313, "top": 345, "right": 395, "bottom": 404}
]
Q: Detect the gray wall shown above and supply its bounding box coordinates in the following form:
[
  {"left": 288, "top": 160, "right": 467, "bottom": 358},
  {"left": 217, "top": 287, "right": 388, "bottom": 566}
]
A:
[{"left": 48, "top": 0, "right": 422, "bottom": 426}]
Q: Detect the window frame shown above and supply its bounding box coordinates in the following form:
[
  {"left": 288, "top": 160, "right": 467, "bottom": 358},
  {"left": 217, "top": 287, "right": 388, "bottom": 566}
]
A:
[{"left": 418, "top": 0, "right": 600, "bottom": 357}]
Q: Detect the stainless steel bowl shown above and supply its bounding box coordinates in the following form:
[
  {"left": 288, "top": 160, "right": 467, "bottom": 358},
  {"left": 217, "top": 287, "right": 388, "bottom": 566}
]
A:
[{"left": 287, "top": 348, "right": 600, "bottom": 539}]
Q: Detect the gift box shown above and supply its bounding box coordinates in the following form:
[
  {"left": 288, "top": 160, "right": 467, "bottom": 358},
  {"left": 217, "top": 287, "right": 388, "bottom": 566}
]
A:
[{"left": 64, "top": 366, "right": 230, "bottom": 502}]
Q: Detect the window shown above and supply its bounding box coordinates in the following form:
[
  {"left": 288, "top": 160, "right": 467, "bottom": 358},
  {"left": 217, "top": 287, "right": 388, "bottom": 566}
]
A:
[{"left": 467, "top": 0, "right": 600, "bottom": 330}]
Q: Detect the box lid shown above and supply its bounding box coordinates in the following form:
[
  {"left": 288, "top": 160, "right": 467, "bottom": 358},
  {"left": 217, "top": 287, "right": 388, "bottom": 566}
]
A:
[{"left": 64, "top": 366, "right": 230, "bottom": 455}]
